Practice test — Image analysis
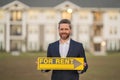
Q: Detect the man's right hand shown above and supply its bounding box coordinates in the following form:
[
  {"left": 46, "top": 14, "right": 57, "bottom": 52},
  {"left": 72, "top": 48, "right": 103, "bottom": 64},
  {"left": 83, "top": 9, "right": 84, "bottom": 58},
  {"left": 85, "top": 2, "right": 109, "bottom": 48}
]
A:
[{"left": 41, "top": 70, "right": 51, "bottom": 72}]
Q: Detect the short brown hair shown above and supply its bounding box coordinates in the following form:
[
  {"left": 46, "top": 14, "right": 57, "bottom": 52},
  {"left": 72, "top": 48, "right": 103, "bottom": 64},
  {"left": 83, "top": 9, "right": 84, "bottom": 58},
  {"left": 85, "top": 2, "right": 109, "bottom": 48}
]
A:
[{"left": 58, "top": 19, "right": 71, "bottom": 29}]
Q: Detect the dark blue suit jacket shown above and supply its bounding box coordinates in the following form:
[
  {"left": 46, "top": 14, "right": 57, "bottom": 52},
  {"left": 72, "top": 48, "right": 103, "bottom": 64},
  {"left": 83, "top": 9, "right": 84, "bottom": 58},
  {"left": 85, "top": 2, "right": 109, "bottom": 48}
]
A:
[{"left": 47, "top": 39, "right": 88, "bottom": 80}]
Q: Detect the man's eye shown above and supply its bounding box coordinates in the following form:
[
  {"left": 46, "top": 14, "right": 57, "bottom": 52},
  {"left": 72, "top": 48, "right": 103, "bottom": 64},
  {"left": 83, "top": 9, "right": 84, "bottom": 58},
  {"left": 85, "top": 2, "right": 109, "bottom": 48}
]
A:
[{"left": 65, "top": 29, "right": 68, "bottom": 30}]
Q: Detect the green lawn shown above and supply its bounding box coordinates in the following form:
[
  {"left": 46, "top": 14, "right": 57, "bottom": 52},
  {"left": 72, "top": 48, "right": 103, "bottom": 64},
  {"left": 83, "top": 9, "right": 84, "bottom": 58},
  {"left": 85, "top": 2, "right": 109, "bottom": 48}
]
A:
[{"left": 0, "top": 52, "right": 120, "bottom": 80}]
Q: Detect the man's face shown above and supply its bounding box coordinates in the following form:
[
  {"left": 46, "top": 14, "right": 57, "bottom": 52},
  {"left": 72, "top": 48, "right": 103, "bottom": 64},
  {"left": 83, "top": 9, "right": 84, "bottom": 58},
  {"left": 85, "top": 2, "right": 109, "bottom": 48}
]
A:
[{"left": 59, "top": 23, "right": 71, "bottom": 40}]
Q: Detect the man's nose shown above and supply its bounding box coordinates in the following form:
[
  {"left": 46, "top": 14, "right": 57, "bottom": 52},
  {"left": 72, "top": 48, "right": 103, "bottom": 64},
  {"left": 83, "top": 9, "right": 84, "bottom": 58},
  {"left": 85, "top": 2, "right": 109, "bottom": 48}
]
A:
[{"left": 62, "top": 29, "right": 66, "bottom": 32}]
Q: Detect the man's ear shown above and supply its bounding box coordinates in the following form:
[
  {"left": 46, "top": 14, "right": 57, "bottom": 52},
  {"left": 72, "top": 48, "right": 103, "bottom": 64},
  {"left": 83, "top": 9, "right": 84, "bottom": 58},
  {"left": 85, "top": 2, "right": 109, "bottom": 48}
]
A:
[{"left": 70, "top": 30, "right": 72, "bottom": 35}]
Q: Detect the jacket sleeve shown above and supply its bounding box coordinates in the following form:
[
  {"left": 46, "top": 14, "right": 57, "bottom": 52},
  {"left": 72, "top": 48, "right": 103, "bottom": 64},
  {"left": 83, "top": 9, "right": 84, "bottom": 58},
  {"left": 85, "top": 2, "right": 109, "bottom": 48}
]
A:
[
  {"left": 41, "top": 44, "right": 51, "bottom": 72},
  {"left": 80, "top": 44, "right": 88, "bottom": 74},
  {"left": 47, "top": 44, "right": 52, "bottom": 57}
]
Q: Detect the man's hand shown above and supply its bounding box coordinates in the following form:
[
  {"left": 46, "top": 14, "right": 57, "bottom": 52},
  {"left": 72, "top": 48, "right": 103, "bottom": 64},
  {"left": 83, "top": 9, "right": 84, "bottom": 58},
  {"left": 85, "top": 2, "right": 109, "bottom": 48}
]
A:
[
  {"left": 41, "top": 70, "right": 51, "bottom": 72},
  {"left": 78, "top": 63, "right": 88, "bottom": 74}
]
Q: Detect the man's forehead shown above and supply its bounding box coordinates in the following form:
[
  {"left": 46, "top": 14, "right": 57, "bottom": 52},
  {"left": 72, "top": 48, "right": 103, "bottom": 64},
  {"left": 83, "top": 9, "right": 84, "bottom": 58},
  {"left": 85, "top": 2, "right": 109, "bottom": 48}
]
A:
[{"left": 59, "top": 23, "right": 69, "bottom": 27}]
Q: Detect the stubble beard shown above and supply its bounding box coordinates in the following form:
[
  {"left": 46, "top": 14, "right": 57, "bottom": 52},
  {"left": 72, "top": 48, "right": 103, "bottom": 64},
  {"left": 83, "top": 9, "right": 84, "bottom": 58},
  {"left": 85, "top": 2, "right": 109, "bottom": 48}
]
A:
[{"left": 59, "top": 33, "right": 70, "bottom": 40}]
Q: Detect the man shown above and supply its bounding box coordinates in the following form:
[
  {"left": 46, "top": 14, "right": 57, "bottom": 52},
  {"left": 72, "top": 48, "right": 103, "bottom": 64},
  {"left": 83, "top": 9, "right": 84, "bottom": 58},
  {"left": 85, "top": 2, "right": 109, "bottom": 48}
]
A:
[{"left": 46, "top": 19, "right": 88, "bottom": 80}]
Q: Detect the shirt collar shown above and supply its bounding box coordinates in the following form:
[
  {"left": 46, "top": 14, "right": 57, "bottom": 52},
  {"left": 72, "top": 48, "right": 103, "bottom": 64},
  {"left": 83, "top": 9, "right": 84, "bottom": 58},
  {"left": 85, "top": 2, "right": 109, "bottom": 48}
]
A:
[{"left": 59, "top": 38, "right": 70, "bottom": 44}]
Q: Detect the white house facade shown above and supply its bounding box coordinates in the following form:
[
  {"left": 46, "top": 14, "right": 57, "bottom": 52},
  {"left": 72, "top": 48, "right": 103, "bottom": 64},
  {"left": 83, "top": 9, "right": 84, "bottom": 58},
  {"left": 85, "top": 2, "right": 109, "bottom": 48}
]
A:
[{"left": 0, "top": 0, "right": 120, "bottom": 55}]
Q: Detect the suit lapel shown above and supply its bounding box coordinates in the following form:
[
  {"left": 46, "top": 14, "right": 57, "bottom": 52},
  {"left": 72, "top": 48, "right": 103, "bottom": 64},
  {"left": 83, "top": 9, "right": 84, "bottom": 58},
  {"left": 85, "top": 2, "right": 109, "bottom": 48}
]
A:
[
  {"left": 56, "top": 41, "right": 60, "bottom": 57},
  {"left": 66, "top": 39, "right": 73, "bottom": 57}
]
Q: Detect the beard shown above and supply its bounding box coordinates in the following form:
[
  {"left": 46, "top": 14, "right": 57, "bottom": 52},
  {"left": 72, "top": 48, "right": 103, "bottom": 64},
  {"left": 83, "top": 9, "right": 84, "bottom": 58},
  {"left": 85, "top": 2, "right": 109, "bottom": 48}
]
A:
[{"left": 59, "top": 33, "right": 70, "bottom": 40}]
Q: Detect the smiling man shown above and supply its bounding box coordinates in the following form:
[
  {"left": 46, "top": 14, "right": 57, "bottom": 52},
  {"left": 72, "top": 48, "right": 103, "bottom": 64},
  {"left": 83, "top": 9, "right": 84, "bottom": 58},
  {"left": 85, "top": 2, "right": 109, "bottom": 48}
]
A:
[{"left": 47, "top": 19, "right": 88, "bottom": 80}]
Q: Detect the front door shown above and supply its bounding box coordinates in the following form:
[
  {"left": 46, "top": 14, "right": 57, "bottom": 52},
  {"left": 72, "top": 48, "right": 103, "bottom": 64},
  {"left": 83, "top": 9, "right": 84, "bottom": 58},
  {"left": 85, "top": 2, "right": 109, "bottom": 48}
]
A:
[
  {"left": 10, "top": 40, "right": 22, "bottom": 51},
  {"left": 94, "top": 43, "right": 101, "bottom": 52}
]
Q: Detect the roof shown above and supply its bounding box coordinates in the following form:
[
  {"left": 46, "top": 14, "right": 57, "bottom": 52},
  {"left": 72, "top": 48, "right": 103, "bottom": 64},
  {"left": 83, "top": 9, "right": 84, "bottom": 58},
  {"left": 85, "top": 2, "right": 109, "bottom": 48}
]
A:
[{"left": 0, "top": 0, "right": 120, "bottom": 8}]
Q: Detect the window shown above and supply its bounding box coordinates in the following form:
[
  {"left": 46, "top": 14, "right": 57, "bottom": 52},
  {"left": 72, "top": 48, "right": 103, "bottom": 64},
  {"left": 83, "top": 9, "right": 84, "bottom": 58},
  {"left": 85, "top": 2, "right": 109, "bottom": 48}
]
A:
[
  {"left": 93, "top": 11, "right": 102, "bottom": 21},
  {"left": 10, "top": 25, "right": 22, "bottom": 35},
  {"left": 114, "top": 27, "right": 117, "bottom": 34},
  {"left": 11, "top": 10, "right": 22, "bottom": 21},
  {"left": 62, "top": 10, "right": 72, "bottom": 20},
  {"left": 28, "top": 42, "right": 38, "bottom": 51},
  {"left": 28, "top": 26, "right": 38, "bottom": 34},
  {"left": 0, "top": 24, "right": 4, "bottom": 34},
  {"left": 0, "top": 11, "right": 4, "bottom": 20},
  {"left": 46, "top": 11, "right": 55, "bottom": 19},
  {"left": 0, "top": 29, "right": 3, "bottom": 33},
  {"left": 0, "top": 41, "right": 3, "bottom": 50},
  {"left": 109, "top": 27, "right": 113, "bottom": 34},
  {"left": 28, "top": 10, "right": 40, "bottom": 20},
  {"left": 29, "top": 42, "right": 32, "bottom": 50},
  {"left": 109, "top": 26, "right": 118, "bottom": 35},
  {"left": 109, "top": 13, "right": 118, "bottom": 20},
  {"left": 80, "top": 15, "right": 88, "bottom": 19}
]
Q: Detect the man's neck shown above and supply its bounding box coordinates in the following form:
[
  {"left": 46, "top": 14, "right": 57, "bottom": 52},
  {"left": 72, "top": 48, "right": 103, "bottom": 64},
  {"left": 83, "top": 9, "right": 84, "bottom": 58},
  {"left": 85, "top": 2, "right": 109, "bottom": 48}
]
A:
[{"left": 60, "top": 38, "right": 70, "bottom": 44}]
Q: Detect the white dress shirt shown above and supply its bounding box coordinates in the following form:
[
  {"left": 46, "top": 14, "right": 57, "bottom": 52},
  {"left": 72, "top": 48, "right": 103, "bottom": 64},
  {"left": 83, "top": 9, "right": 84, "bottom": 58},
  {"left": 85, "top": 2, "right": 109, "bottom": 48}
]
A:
[{"left": 59, "top": 39, "right": 70, "bottom": 58}]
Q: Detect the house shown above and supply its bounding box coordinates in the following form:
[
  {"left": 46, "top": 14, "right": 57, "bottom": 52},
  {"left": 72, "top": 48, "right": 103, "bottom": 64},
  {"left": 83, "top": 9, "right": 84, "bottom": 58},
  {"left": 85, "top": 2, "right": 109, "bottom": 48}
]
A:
[{"left": 0, "top": 0, "right": 120, "bottom": 55}]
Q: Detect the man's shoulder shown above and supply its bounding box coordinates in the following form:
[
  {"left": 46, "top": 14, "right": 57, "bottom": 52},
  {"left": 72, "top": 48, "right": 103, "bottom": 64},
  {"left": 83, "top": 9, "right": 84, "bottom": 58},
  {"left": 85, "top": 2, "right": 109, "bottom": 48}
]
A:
[
  {"left": 71, "top": 39, "right": 83, "bottom": 45},
  {"left": 49, "top": 40, "right": 59, "bottom": 46}
]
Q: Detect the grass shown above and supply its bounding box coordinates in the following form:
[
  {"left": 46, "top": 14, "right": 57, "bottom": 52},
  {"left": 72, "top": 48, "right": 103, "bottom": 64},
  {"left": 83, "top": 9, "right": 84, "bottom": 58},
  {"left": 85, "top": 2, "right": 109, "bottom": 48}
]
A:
[
  {"left": 81, "top": 53, "right": 120, "bottom": 80},
  {"left": 0, "top": 52, "right": 120, "bottom": 80}
]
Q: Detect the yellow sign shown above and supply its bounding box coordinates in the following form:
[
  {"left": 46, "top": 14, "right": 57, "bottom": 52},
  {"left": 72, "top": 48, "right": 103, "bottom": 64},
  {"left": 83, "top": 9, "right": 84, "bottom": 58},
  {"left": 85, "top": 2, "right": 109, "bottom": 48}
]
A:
[{"left": 37, "top": 57, "right": 84, "bottom": 70}]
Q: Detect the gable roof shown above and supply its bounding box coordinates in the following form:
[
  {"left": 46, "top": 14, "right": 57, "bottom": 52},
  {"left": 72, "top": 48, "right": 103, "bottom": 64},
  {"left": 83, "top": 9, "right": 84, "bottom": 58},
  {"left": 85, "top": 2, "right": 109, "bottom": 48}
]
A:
[
  {"left": 2, "top": 0, "right": 29, "bottom": 10},
  {"left": 0, "top": 0, "right": 120, "bottom": 8},
  {"left": 55, "top": 1, "right": 80, "bottom": 10}
]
